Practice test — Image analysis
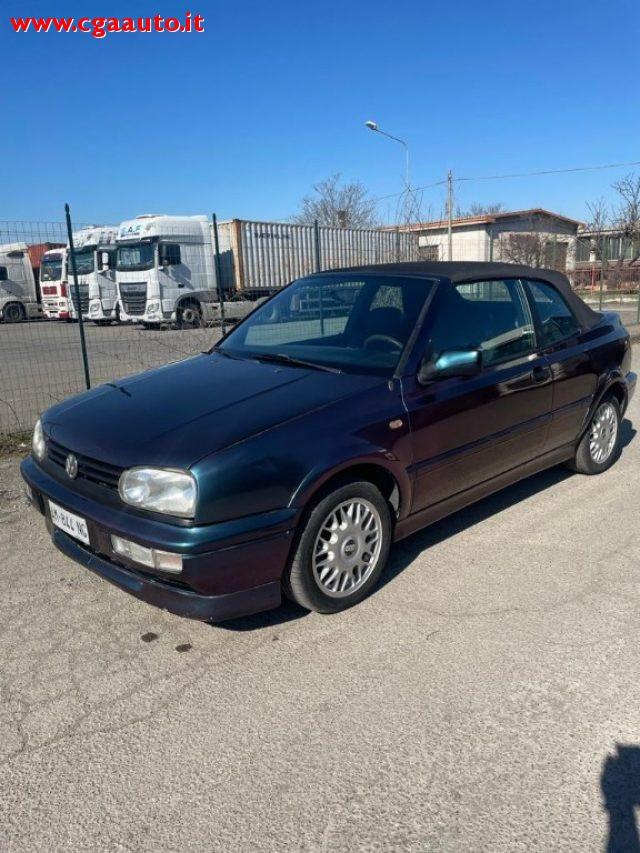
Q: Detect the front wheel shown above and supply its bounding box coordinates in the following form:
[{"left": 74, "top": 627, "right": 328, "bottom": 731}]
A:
[
  {"left": 568, "top": 396, "right": 622, "bottom": 474},
  {"left": 285, "top": 481, "right": 392, "bottom": 614},
  {"left": 3, "top": 302, "right": 26, "bottom": 323}
]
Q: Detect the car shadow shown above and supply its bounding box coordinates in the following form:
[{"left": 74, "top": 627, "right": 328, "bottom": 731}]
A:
[
  {"left": 601, "top": 743, "right": 640, "bottom": 852},
  {"left": 220, "top": 419, "right": 635, "bottom": 631},
  {"left": 379, "top": 417, "right": 635, "bottom": 592}
]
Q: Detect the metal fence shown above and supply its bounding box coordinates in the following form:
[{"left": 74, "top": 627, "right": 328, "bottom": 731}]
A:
[
  {"left": 2, "top": 210, "right": 639, "bottom": 436},
  {"left": 0, "top": 214, "right": 421, "bottom": 434}
]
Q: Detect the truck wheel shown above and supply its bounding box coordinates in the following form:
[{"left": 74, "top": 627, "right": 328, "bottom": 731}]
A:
[
  {"left": 178, "top": 302, "right": 202, "bottom": 329},
  {"left": 284, "top": 480, "right": 392, "bottom": 614},
  {"left": 3, "top": 303, "right": 26, "bottom": 323}
]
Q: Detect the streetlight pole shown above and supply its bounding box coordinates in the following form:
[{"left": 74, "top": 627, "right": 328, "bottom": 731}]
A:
[{"left": 365, "top": 120, "right": 410, "bottom": 190}]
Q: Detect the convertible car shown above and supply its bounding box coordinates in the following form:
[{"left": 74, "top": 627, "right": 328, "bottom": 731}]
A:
[{"left": 21, "top": 262, "right": 636, "bottom": 620}]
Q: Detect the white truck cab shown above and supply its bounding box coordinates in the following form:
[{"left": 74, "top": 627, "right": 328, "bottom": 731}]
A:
[
  {"left": 67, "top": 226, "right": 119, "bottom": 324},
  {"left": 40, "top": 247, "right": 69, "bottom": 319},
  {"left": 115, "top": 214, "right": 218, "bottom": 327},
  {"left": 0, "top": 243, "right": 43, "bottom": 322}
]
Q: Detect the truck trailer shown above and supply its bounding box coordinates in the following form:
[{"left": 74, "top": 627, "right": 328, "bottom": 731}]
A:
[{"left": 215, "top": 219, "right": 419, "bottom": 299}]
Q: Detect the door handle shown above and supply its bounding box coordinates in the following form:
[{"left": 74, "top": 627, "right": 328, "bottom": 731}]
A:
[{"left": 531, "top": 365, "right": 551, "bottom": 383}]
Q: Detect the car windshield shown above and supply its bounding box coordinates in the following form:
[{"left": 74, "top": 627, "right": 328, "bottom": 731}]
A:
[
  {"left": 116, "top": 242, "right": 155, "bottom": 271},
  {"left": 218, "top": 273, "right": 434, "bottom": 376},
  {"left": 40, "top": 257, "right": 63, "bottom": 281},
  {"left": 71, "top": 248, "right": 94, "bottom": 275}
]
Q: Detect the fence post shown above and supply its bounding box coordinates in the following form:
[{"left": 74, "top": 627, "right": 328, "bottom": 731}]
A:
[
  {"left": 212, "top": 214, "right": 226, "bottom": 337},
  {"left": 64, "top": 203, "right": 91, "bottom": 390},
  {"left": 395, "top": 227, "right": 400, "bottom": 263},
  {"left": 314, "top": 219, "right": 321, "bottom": 272},
  {"left": 314, "top": 220, "right": 325, "bottom": 334},
  {"left": 599, "top": 241, "right": 607, "bottom": 311}
]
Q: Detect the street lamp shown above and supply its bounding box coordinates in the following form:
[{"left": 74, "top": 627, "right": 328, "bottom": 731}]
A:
[{"left": 364, "top": 120, "right": 410, "bottom": 189}]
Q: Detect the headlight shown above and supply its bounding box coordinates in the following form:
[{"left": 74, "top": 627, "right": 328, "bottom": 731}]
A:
[
  {"left": 146, "top": 301, "right": 161, "bottom": 313},
  {"left": 118, "top": 468, "right": 197, "bottom": 518},
  {"left": 32, "top": 418, "right": 46, "bottom": 461}
]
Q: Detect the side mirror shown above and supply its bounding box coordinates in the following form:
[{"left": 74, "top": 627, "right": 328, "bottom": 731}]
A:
[{"left": 418, "top": 348, "right": 481, "bottom": 384}]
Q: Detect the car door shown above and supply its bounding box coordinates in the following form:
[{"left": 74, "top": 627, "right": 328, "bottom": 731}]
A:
[
  {"left": 522, "top": 279, "right": 598, "bottom": 452},
  {"left": 402, "top": 278, "right": 554, "bottom": 513}
]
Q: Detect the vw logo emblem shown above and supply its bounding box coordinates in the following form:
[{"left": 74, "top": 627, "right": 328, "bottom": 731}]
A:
[{"left": 65, "top": 453, "right": 78, "bottom": 479}]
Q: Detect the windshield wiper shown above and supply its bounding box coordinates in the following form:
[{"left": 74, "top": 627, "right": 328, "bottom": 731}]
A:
[{"left": 249, "top": 352, "right": 342, "bottom": 374}]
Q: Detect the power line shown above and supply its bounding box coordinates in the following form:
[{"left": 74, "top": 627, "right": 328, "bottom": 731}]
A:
[
  {"left": 456, "top": 159, "right": 640, "bottom": 183},
  {"left": 374, "top": 159, "right": 640, "bottom": 203}
]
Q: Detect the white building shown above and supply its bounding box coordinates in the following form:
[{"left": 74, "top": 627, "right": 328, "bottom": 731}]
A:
[{"left": 405, "top": 208, "right": 582, "bottom": 273}]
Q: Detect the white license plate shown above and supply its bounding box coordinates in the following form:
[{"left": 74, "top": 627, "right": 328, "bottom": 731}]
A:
[{"left": 49, "top": 500, "right": 90, "bottom": 545}]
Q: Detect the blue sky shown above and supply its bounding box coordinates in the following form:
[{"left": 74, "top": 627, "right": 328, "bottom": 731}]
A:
[{"left": 2, "top": 0, "right": 639, "bottom": 225}]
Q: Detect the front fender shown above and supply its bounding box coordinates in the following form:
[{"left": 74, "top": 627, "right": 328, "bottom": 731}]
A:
[{"left": 289, "top": 440, "right": 413, "bottom": 520}]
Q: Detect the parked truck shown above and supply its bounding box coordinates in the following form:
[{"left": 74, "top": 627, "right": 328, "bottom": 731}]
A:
[
  {"left": 67, "top": 226, "right": 119, "bottom": 324},
  {"left": 115, "top": 214, "right": 225, "bottom": 328},
  {"left": 0, "top": 242, "right": 60, "bottom": 322},
  {"left": 40, "top": 246, "right": 69, "bottom": 319}
]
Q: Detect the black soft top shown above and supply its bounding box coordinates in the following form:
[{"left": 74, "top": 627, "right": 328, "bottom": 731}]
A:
[{"left": 328, "top": 261, "right": 601, "bottom": 331}]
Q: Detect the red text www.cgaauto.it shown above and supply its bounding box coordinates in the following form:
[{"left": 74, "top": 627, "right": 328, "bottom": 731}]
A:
[{"left": 10, "top": 12, "right": 205, "bottom": 39}]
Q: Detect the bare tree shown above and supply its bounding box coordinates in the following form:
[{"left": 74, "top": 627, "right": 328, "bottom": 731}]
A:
[
  {"left": 612, "top": 174, "right": 640, "bottom": 266},
  {"left": 583, "top": 175, "right": 640, "bottom": 292},
  {"left": 498, "top": 213, "right": 566, "bottom": 270},
  {"left": 293, "top": 174, "right": 379, "bottom": 228},
  {"left": 455, "top": 201, "right": 505, "bottom": 218}
]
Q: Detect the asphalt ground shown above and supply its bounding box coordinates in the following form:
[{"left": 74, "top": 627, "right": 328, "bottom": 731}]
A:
[{"left": 0, "top": 370, "right": 639, "bottom": 851}]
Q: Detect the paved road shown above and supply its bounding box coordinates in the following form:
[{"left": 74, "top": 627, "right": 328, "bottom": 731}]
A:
[
  {"left": 1, "top": 382, "right": 639, "bottom": 851},
  {"left": 1, "top": 302, "right": 638, "bottom": 433}
]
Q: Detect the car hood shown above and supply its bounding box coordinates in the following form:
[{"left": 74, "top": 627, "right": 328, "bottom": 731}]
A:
[{"left": 43, "top": 353, "right": 383, "bottom": 469}]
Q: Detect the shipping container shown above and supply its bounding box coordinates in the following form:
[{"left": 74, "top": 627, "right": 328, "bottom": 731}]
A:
[{"left": 216, "top": 219, "right": 419, "bottom": 298}]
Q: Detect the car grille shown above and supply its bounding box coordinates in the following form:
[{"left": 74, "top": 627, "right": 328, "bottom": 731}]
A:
[
  {"left": 70, "top": 285, "right": 89, "bottom": 314},
  {"left": 119, "top": 282, "right": 147, "bottom": 316},
  {"left": 47, "top": 439, "right": 123, "bottom": 491}
]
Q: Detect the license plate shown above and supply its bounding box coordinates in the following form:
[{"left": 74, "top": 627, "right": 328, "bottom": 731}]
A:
[{"left": 49, "top": 500, "right": 90, "bottom": 545}]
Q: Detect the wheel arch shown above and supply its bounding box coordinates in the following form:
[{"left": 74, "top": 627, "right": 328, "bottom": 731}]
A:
[
  {"left": 579, "top": 371, "right": 628, "bottom": 443},
  {"left": 290, "top": 457, "right": 411, "bottom": 523}
]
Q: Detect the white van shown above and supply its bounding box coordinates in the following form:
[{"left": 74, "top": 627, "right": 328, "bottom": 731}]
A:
[
  {"left": 67, "top": 226, "right": 119, "bottom": 324},
  {"left": 40, "top": 247, "right": 69, "bottom": 319},
  {"left": 115, "top": 214, "right": 219, "bottom": 328},
  {"left": 0, "top": 243, "right": 44, "bottom": 322}
]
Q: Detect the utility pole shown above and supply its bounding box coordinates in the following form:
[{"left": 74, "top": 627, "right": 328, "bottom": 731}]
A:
[{"left": 447, "top": 170, "right": 454, "bottom": 261}]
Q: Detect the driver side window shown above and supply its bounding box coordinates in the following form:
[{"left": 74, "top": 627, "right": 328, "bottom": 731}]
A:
[
  {"left": 526, "top": 280, "right": 580, "bottom": 346},
  {"left": 427, "top": 279, "right": 536, "bottom": 366}
]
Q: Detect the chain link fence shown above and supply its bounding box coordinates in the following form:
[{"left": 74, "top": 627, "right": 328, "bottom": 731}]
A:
[
  {"left": 2, "top": 209, "right": 638, "bottom": 437},
  {"left": 0, "top": 215, "right": 421, "bottom": 435}
]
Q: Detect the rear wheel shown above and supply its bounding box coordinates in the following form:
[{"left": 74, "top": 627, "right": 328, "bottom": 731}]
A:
[
  {"left": 568, "top": 396, "right": 621, "bottom": 474},
  {"left": 285, "top": 480, "right": 392, "bottom": 614},
  {"left": 177, "top": 301, "right": 203, "bottom": 329},
  {"left": 3, "top": 302, "right": 25, "bottom": 323}
]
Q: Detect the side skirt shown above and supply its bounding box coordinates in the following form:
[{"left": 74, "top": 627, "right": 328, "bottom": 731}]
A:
[{"left": 393, "top": 443, "right": 575, "bottom": 542}]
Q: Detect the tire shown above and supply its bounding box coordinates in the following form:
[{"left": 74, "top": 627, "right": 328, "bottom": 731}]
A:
[
  {"left": 285, "top": 480, "right": 392, "bottom": 614},
  {"left": 568, "top": 395, "right": 622, "bottom": 475},
  {"left": 177, "top": 302, "right": 202, "bottom": 329},
  {"left": 94, "top": 319, "right": 111, "bottom": 327},
  {"left": 3, "top": 302, "right": 25, "bottom": 323}
]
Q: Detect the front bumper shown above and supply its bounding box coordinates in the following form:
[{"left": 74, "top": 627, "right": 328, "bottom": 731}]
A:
[{"left": 21, "top": 456, "right": 294, "bottom": 621}]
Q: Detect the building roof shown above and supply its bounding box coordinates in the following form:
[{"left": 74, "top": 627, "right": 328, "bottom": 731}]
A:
[{"left": 404, "top": 208, "right": 583, "bottom": 232}]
